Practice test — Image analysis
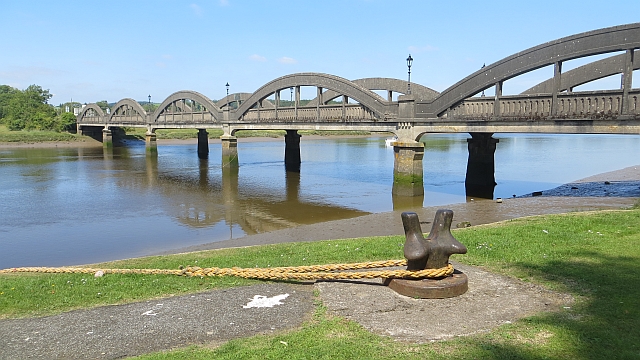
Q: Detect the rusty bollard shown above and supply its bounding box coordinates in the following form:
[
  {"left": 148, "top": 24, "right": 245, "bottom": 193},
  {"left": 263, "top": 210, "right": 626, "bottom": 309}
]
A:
[{"left": 385, "top": 209, "right": 469, "bottom": 298}]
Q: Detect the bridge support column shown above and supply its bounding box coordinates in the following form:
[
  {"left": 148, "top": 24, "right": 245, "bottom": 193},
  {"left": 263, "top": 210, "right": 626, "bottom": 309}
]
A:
[
  {"left": 221, "top": 135, "right": 239, "bottom": 168},
  {"left": 102, "top": 128, "right": 113, "bottom": 148},
  {"left": 465, "top": 133, "right": 498, "bottom": 199},
  {"left": 197, "top": 129, "right": 209, "bottom": 159},
  {"left": 285, "top": 130, "right": 301, "bottom": 172},
  {"left": 392, "top": 141, "right": 424, "bottom": 196},
  {"left": 145, "top": 130, "right": 157, "bottom": 155}
]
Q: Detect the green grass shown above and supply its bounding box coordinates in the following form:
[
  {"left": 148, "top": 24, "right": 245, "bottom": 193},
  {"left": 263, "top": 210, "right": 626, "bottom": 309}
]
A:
[
  {"left": 0, "top": 236, "right": 404, "bottom": 319},
  {"left": 0, "top": 125, "right": 84, "bottom": 142},
  {"left": 0, "top": 126, "right": 375, "bottom": 143},
  {"left": 3, "top": 209, "right": 640, "bottom": 359}
]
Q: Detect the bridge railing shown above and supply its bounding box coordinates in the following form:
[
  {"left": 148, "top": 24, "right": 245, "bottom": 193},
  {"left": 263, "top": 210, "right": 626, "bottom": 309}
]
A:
[
  {"left": 109, "top": 114, "right": 147, "bottom": 126},
  {"left": 79, "top": 115, "right": 105, "bottom": 124},
  {"left": 449, "top": 90, "right": 640, "bottom": 120},
  {"left": 239, "top": 104, "right": 378, "bottom": 122},
  {"left": 154, "top": 111, "right": 217, "bottom": 125}
]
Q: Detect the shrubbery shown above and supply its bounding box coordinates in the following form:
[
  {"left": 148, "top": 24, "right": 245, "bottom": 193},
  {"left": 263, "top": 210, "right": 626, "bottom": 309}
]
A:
[{"left": 0, "top": 84, "right": 76, "bottom": 132}]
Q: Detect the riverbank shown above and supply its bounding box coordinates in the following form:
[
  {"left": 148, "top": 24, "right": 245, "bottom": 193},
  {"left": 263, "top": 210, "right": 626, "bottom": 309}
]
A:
[
  {"left": 0, "top": 132, "right": 387, "bottom": 148},
  {"left": 2, "top": 163, "right": 639, "bottom": 358},
  {"left": 167, "top": 164, "right": 640, "bottom": 255},
  {"left": 2, "top": 200, "right": 638, "bottom": 358}
]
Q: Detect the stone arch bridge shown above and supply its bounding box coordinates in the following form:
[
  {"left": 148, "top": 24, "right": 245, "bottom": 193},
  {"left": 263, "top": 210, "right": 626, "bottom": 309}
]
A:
[{"left": 78, "top": 23, "right": 640, "bottom": 198}]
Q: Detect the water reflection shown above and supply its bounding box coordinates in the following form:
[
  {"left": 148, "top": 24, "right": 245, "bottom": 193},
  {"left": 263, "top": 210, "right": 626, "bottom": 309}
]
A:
[
  {"left": 0, "top": 133, "right": 639, "bottom": 267},
  {"left": 134, "top": 150, "right": 368, "bottom": 233}
]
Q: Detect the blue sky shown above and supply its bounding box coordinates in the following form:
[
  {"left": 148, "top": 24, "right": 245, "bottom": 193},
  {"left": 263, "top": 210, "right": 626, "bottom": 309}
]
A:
[{"left": 1, "top": 0, "right": 637, "bottom": 105}]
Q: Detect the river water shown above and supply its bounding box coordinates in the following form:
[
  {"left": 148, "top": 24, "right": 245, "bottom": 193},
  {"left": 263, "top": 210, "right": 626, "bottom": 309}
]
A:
[{"left": 1, "top": 133, "right": 639, "bottom": 268}]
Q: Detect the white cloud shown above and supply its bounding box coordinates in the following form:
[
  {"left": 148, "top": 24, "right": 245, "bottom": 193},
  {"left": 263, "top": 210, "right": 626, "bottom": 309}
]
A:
[
  {"left": 190, "top": 3, "right": 203, "bottom": 16},
  {"left": 278, "top": 57, "right": 297, "bottom": 64},
  {"left": 249, "top": 54, "right": 267, "bottom": 62},
  {"left": 408, "top": 45, "right": 438, "bottom": 53}
]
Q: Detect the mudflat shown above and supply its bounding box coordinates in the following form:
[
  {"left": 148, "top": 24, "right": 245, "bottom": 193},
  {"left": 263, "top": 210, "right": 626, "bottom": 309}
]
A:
[{"left": 171, "top": 165, "right": 640, "bottom": 254}]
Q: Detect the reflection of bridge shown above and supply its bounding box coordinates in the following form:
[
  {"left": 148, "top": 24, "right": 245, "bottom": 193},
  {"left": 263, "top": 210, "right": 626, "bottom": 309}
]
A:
[
  {"left": 78, "top": 23, "right": 640, "bottom": 199},
  {"left": 134, "top": 153, "right": 370, "bottom": 235}
]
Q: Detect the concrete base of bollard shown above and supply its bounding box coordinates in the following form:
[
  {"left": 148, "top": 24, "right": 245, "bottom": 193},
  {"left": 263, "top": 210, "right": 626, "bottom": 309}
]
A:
[{"left": 385, "top": 271, "right": 468, "bottom": 299}]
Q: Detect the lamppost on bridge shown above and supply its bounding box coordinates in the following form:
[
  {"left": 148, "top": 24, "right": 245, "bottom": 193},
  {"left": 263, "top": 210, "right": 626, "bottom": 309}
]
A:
[
  {"left": 290, "top": 87, "right": 293, "bottom": 104},
  {"left": 148, "top": 94, "right": 151, "bottom": 111},
  {"left": 225, "top": 82, "right": 230, "bottom": 108},
  {"left": 406, "top": 54, "right": 413, "bottom": 95}
]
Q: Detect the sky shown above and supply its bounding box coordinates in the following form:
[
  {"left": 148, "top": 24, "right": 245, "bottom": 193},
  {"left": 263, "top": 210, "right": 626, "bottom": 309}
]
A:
[{"left": 1, "top": 0, "right": 638, "bottom": 105}]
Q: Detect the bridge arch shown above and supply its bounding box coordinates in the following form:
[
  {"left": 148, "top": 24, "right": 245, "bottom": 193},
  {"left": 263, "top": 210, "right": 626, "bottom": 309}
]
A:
[
  {"left": 305, "top": 77, "right": 439, "bottom": 106},
  {"left": 217, "top": 93, "right": 274, "bottom": 109},
  {"left": 233, "top": 73, "right": 390, "bottom": 120},
  {"left": 151, "top": 90, "right": 222, "bottom": 123},
  {"left": 522, "top": 49, "right": 640, "bottom": 94},
  {"left": 422, "top": 22, "right": 640, "bottom": 117},
  {"left": 107, "top": 98, "right": 147, "bottom": 124},
  {"left": 76, "top": 104, "right": 106, "bottom": 124}
]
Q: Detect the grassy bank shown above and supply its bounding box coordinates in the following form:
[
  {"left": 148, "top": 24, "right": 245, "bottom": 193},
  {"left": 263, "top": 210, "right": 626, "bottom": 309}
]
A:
[
  {"left": 0, "top": 126, "right": 376, "bottom": 144},
  {"left": 138, "top": 209, "right": 640, "bottom": 359},
  {"left": 2, "top": 209, "right": 640, "bottom": 359},
  {"left": 0, "top": 125, "right": 85, "bottom": 142}
]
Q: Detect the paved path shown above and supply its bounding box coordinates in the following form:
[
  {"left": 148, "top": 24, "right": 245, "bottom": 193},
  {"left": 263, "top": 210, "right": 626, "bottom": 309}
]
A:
[
  {"left": 1, "top": 262, "right": 574, "bottom": 359},
  {"left": 0, "top": 283, "right": 315, "bottom": 359}
]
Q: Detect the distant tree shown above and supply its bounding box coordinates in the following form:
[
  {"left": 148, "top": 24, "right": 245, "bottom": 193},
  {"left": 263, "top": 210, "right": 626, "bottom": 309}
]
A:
[
  {"left": 96, "top": 100, "right": 109, "bottom": 112},
  {"left": 55, "top": 112, "right": 77, "bottom": 132},
  {"left": 0, "top": 85, "right": 19, "bottom": 120},
  {"left": 0, "top": 84, "right": 68, "bottom": 131}
]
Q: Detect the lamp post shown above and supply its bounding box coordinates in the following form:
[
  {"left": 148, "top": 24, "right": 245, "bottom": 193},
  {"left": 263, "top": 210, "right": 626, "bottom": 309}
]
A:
[
  {"left": 406, "top": 54, "right": 413, "bottom": 95},
  {"left": 290, "top": 87, "right": 293, "bottom": 104},
  {"left": 148, "top": 94, "right": 151, "bottom": 111},
  {"left": 225, "top": 82, "right": 230, "bottom": 108}
]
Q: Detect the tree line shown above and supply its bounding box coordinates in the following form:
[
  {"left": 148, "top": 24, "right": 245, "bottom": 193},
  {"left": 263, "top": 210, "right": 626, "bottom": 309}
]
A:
[{"left": 0, "top": 84, "right": 76, "bottom": 132}]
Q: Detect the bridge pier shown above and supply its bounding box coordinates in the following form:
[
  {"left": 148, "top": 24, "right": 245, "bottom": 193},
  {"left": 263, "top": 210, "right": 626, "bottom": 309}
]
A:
[
  {"left": 102, "top": 128, "right": 113, "bottom": 148},
  {"left": 285, "top": 130, "right": 301, "bottom": 172},
  {"left": 145, "top": 130, "right": 157, "bottom": 155},
  {"left": 221, "top": 135, "right": 239, "bottom": 168},
  {"left": 465, "top": 133, "right": 498, "bottom": 199},
  {"left": 197, "top": 129, "right": 209, "bottom": 159},
  {"left": 392, "top": 141, "right": 424, "bottom": 196}
]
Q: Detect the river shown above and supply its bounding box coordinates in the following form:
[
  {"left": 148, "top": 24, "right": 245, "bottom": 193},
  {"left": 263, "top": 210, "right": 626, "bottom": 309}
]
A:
[{"left": 1, "top": 133, "right": 639, "bottom": 268}]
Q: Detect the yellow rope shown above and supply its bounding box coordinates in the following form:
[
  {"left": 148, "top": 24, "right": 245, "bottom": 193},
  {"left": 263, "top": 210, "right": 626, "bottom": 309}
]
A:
[{"left": 0, "top": 260, "right": 454, "bottom": 280}]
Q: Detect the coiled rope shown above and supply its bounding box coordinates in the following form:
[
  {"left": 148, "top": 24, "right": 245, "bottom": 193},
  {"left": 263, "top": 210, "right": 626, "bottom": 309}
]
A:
[{"left": 0, "top": 260, "right": 454, "bottom": 280}]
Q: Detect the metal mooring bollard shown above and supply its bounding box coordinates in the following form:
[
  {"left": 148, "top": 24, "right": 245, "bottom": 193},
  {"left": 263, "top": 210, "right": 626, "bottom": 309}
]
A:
[{"left": 385, "top": 209, "right": 469, "bottom": 298}]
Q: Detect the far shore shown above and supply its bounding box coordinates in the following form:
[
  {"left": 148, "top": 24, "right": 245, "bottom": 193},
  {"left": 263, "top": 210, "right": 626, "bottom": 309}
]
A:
[{"left": 0, "top": 133, "right": 389, "bottom": 149}]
